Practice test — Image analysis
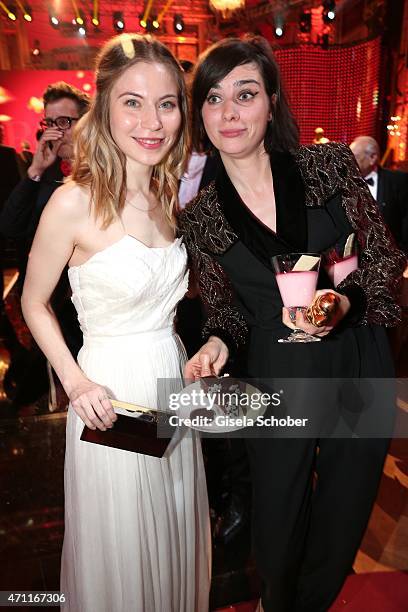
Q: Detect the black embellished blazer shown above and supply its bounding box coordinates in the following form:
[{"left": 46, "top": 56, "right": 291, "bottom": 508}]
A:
[{"left": 178, "top": 143, "right": 407, "bottom": 353}]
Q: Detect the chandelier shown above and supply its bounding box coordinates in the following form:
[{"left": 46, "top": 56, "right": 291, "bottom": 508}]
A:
[{"left": 209, "top": 0, "right": 245, "bottom": 18}]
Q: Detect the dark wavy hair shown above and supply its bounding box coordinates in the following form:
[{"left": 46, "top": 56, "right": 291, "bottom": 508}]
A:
[
  {"left": 43, "top": 81, "right": 90, "bottom": 116},
  {"left": 191, "top": 35, "right": 299, "bottom": 154}
]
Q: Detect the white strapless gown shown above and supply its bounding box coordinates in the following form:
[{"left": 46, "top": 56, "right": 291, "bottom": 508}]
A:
[{"left": 61, "top": 235, "right": 211, "bottom": 612}]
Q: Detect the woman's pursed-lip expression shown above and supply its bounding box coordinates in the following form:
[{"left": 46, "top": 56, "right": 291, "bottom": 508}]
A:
[{"left": 201, "top": 62, "right": 273, "bottom": 158}]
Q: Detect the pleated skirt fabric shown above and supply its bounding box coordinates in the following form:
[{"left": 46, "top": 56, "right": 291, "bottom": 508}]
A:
[{"left": 60, "top": 330, "right": 211, "bottom": 612}]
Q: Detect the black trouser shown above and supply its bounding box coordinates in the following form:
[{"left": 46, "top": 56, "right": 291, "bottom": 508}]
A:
[
  {"left": 245, "top": 436, "right": 390, "bottom": 612},
  {"left": 203, "top": 436, "right": 251, "bottom": 512}
]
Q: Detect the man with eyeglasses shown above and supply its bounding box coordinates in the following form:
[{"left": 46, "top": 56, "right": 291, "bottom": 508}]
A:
[
  {"left": 1, "top": 82, "right": 89, "bottom": 250},
  {"left": 0, "top": 82, "right": 89, "bottom": 409}
]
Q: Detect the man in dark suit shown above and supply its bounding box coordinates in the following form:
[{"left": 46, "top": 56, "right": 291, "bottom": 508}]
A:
[
  {"left": 16, "top": 141, "right": 34, "bottom": 176},
  {"left": 0, "top": 144, "right": 22, "bottom": 208},
  {"left": 351, "top": 136, "right": 408, "bottom": 366},
  {"left": 0, "top": 131, "right": 24, "bottom": 379},
  {"left": 350, "top": 136, "right": 408, "bottom": 253},
  {"left": 1, "top": 82, "right": 89, "bottom": 267},
  {"left": 0, "top": 82, "right": 89, "bottom": 407}
]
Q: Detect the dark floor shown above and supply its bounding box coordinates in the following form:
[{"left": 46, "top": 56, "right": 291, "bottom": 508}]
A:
[{"left": 0, "top": 271, "right": 407, "bottom": 611}]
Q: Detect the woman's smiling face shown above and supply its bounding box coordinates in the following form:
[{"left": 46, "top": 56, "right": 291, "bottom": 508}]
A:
[{"left": 109, "top": 61, "right": 182, "bottom": 169}]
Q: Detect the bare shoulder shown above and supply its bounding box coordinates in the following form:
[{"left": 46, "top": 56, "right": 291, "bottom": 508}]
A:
[{"left": 43, "top": 180, "right": 91, "bottom": 225}]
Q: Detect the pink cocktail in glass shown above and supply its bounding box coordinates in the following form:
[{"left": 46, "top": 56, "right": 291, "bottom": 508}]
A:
[
  {"left": 276, "top": 270, "right": 319, "bottom": 308},
  {"left": 272, "top": 253, "right": 321, "bottom": 343},
  {"left": 325, "top": 254, "right": 358, "bottom": 287}
]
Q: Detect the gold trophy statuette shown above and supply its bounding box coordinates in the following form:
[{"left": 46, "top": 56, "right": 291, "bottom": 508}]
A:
[{"left": 306, "top": 292, "right": 340, "bottom": 327}]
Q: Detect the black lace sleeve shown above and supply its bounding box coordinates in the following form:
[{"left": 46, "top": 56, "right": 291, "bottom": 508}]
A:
[
  {"left": 178, "top": 190, "right": 248, "bottom": 354},
  {"left": 300, "top": 143, "right": 407, "bottom": 326}
]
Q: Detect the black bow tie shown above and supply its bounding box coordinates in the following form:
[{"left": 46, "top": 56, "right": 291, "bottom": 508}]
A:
[{"left": 365, "top": 177, "right": 374, "bottom": 186}]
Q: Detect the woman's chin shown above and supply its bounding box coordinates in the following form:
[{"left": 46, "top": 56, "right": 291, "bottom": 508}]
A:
[{"left": 219, "top": 144, "right": 260, "bottom": 159}]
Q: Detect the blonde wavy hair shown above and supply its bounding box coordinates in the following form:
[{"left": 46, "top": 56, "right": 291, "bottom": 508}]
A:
[{"left": 72, "top": 33, "right": 189, "bottom": 227}]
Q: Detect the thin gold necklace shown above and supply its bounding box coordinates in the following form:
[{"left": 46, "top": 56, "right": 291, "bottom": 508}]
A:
[{"left": 125, "top": 196, "right": 159, "bottom": 213}]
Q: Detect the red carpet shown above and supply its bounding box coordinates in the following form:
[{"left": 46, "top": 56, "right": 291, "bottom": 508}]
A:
[
  {"left": 330, "top": 571, "right": 408, "bottom": 611},
  {"left": 215, "top": 571, "right": 408, "bottom": 612}
]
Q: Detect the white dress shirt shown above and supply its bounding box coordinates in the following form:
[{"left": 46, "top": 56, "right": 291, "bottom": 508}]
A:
[
  {"left": 364, "top": 169, "right": 378, "bottom": 201},
  {"left": 178, "top": 152, "right": 207, "bottom": 209}
]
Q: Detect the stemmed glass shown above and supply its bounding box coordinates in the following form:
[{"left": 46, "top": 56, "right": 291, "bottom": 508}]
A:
[
  {"left": 272, "top": 252, "right": 321, "bottom": 343},
  {"left": 323, "top": 235, "right": 359, "bottom": 288}
]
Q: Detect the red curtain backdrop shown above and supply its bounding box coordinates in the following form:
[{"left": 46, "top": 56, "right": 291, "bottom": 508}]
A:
[
  {"left": 0, "top": 37, "right": 380, "bottom": 151},
  {"left": 275, "top": 38, "right": 381, "bottom": 145}
]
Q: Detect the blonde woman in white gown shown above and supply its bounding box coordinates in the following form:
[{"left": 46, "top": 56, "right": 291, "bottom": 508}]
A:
[{"left": 21, "top": 34, "right": 214, "bottom": 612}]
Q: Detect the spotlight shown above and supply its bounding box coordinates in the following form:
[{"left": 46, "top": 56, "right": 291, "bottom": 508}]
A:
[
  {"left": 299, "top": 10, "right": 311, "bottom": 33},
  {"left": 23, "top": 6, "right": 33, "bottom": 22},
  {"left": 78, "top": 26, "right": 86, "bottom": 36},
  {"left": 75, "top": 10, "right": 86, "bottom": 27},
  {"left": 113, "top": 11, "right": 125, "bottom": 31},
  {"left": 173, "top": 14, "right": 184, "bottom": 33},
  {"left": 50, "top": 14, "right": 59, "bottom": 27},
  {"left": 7, "top": 4, "right": 17, "bottom": 20},
  {"left": 92, "top": 16, "right": 99, "bottom": 27},
  {"left": 139, "top": 14, "right": 156, "bottom": 32},
  {"left": 323, "top": 1, "right": 336, "bottom": 24},
  {"left": 274, "top": 13, "right": 284, "bottom": 38},
  {"left": 144, "top": 19, "right": 156, "bottom": 33}
]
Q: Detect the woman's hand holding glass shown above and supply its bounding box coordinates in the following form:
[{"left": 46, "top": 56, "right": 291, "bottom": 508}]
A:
[
  {"left": 68, "top": 378, "right": 117, "bottom": 431},
  {"left": 282, "top": 289, "right": 351, "bottom": 337},
  {"left": 184, "top": 336, "right": 229, "bottom": 380}
]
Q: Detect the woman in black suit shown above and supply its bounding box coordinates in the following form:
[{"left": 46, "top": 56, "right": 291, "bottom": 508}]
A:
[{"left": 179, "top": 36, "right": 406, "bottom": 612}]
